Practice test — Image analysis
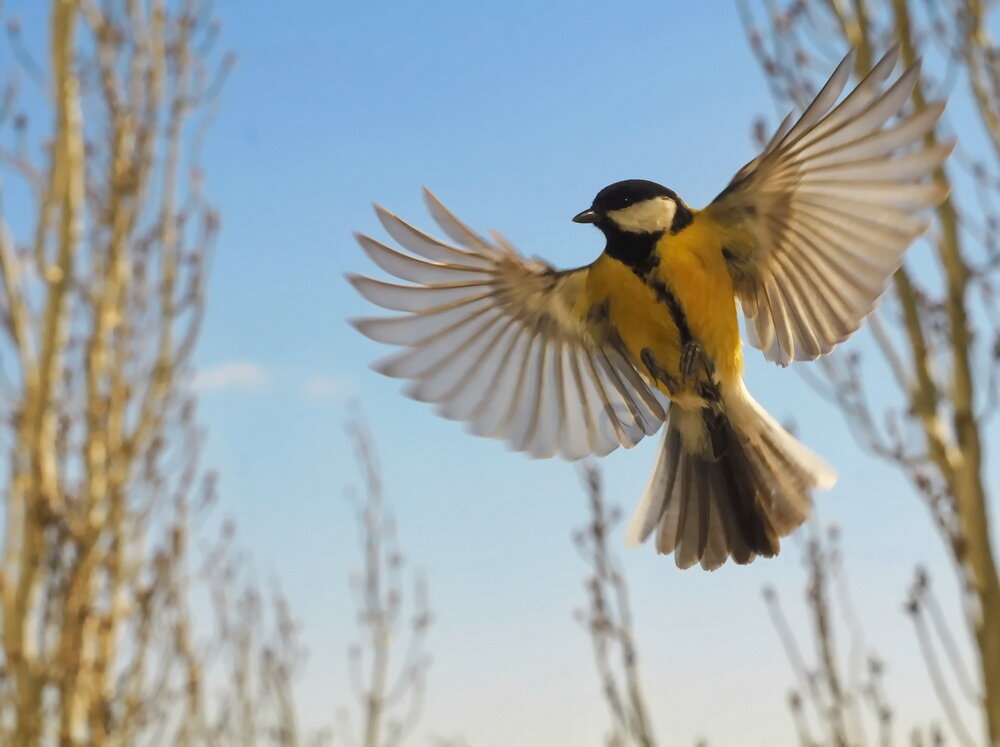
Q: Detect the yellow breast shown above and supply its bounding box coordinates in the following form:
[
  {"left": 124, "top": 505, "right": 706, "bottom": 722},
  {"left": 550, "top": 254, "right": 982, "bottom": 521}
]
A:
[
  {"left": 586, "top": 212, "right": 742, "bottom": 403},
  {"left": 654, "top": 213, "right": 743, "bottom": 382},
  {"left": 587, "top": 253, "right": 682, "bottom": 367}
]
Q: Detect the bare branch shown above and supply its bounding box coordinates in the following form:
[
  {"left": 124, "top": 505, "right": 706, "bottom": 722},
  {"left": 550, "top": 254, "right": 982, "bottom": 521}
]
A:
[
  {"left": 742, "top": 2, "right": 1000, "bottom": 739},
  {"left": 574, "top": 464, "right": 656, "bottom": 747},
  {"left": 0, "top": 3, "right": 312, "bottom": 744},
  {"left": 342, "top": 416, "right": 432, "bottom": 747}
]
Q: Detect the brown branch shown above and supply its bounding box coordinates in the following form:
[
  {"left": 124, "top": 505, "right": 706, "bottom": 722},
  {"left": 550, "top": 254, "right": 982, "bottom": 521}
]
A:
[
  {"left": 343, "top": 417, "right": 432, "bottom": 747},
  {"left": 906, "top": 573, "right": 977, "bottom": 747},
  {"left": 743, "top": 2, "right": 1000, "bottom": 740},
  {"left": 575, "top": 464, "right": 656, "bottom": 747},
  {"left": 0, "top": 3, "right": 312, "bottom": 744},
  {"left": 764, "top": 524, "right": 892, "bottom": 747}
]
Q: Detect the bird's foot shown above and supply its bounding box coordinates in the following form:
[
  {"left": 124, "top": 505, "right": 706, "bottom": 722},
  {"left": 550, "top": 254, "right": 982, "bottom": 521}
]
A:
[
  {"left": 681, "top": 340, "right": 721, "bottom": 403},
  {"left": 640, "top": 348, "right": 678, "bottom": 396},
  {"left": 680, "top": 339, "right": 711, "bottom": 380}
]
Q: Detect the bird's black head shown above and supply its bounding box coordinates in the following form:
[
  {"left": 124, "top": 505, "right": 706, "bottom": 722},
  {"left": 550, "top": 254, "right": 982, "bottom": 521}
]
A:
[{"left": 573, "top": 179, "right": 692, "bottom": 236}]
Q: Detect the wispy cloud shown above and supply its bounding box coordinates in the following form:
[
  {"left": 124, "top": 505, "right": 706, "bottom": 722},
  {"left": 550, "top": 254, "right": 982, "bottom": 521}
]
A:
[
  {"left": 192, "top": 361, "right": 271, "bottom": 393},
  {"left": 301, "top": 374, "right": 356, "bottom": 403}
]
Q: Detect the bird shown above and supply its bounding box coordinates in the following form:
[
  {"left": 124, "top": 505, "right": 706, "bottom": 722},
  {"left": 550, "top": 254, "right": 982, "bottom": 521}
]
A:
[{"left": 348, "top": 48, "right": 953, "bottom": 570}]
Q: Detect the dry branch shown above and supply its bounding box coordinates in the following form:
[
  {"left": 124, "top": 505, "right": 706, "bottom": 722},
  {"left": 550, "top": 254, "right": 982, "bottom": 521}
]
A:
[
  {"left": 0, "top": 2, "right": 308, "bottom": 744},
  {"left": 574, "top": 465, "right": 657, "bottom": 747},
  {"left": 740, "top": 2, "right": 1000, "bottom": 741},
  {"left": 340, "top": 418, "right": 432, "bottom": 747}
]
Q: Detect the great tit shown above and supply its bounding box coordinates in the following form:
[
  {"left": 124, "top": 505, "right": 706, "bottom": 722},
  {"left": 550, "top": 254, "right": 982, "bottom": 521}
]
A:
[{"left": 349, "top": 48, "right": 952, "bottom": 570}]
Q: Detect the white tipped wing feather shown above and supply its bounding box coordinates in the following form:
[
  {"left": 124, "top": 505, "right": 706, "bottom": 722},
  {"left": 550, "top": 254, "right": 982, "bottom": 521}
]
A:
[
  {"left": 710, "top": 47, "right": 953, "bottom": 365},
  {"left": 350, "top": 189, "right": 667, "bottom": 460}
]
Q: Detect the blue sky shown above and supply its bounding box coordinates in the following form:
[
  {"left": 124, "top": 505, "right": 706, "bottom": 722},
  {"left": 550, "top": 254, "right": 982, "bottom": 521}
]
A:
[{"left": 6, "top": 1, "right": 998, "bottom": 744}]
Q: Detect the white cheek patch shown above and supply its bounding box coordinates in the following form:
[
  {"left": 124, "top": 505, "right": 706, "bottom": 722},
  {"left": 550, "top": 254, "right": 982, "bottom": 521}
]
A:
[{"left": 607, "top": 196, "right": 678, "bottom": 233}]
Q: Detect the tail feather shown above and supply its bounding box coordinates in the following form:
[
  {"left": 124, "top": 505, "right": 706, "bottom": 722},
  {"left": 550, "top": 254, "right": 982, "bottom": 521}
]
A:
[
  {"left": 625, "top": 385, "right": 836, "bottom": 570},
  {"left": 630, "top": 426, "right": 682, "bottom": 547},
  {"left": 705, "top": 406, "right": 779, "bottom": 564}
]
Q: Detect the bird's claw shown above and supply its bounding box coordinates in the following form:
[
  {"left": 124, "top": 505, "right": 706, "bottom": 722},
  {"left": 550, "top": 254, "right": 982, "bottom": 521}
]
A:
[
  {"left": 642, "top": 344, "right": 720, "bottom": 402},
  {"left": 680, "top": 340, "right": 710, "bottom": 380},
  {"left": 641, "top": 348, "right": 678, "bottom": 396},
  {"left": 681, "top": 340, "right": 721, "bottom": 403}
]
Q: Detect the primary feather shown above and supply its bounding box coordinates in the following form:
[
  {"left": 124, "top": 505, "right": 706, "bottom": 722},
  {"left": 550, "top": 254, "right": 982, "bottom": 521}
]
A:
[
  {"left": 708, "top": 46, "right": 953, "bottom": 365},
  {"left": 350, "top": 189, "right": 667, "bottom": 461}
]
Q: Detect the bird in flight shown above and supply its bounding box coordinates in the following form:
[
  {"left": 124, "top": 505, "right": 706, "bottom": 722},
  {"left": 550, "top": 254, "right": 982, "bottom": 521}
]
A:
[{"left": 349, "top": 48, "right": 952, "bottom": 570}]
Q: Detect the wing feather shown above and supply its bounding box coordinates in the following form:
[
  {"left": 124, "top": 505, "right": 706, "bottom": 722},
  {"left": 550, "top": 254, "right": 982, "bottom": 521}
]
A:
[
  {"left": 351, "top": 192, "right": 666, "bottom": 459},
  {"left": 355, "top": 233, "right": 489, "bottom": 285},
  {"left": 349, "top": 275, "right": 492, "bottom": 312},
  {"left": 375, "top": 205, "right": 495, "bottom": 268},
  {"left": 711, "top": 48, "right": 952, "bottom": 364}
]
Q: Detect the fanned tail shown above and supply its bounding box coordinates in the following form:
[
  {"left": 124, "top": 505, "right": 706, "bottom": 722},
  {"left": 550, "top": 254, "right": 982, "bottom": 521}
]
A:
[{"left": 625, "top": 384, "right": 836, "bottom": 570}]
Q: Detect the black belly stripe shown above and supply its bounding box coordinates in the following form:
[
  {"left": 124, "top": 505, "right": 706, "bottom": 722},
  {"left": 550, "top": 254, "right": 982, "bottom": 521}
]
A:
[
  {"left": 648, "top": 279, "right": 693, "bottom": 346},
  {"left": 604, "top": 228, "right": 694, "bottom": 348}
]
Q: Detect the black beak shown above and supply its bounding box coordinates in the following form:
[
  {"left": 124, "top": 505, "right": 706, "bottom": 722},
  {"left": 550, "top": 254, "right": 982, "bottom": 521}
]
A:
[{"left": 572, "top": 209, "right": 598, "bottom": 224}]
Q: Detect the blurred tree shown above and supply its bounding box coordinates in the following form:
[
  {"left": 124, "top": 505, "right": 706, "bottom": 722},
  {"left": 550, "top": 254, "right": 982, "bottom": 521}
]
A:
[
  {"left": 338, "top": 418, "right": 432, "bottom": 747},
  {"left": 764, "top": 526, "right": 904, "bottom": 747},
  {"left": 763, "top": 523, "right": 978, "bottom": 746},
  {"left": 738, "top": 1, "right": 1000, "bottom": 743},
  {"left": 575, "top": 466, "right": 657, "bottom": 747},
  {"left": 0, "top": 1, "right": 308, "bottom": 744}
]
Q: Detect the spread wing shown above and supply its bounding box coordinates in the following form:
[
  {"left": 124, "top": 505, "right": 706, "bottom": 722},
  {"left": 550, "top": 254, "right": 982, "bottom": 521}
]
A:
[
  {"left": 708, "top": 47, "right": 953, "bottom": 365},
  {"left": 349, "top": 188, "right": 667, "bottom": 460}
]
